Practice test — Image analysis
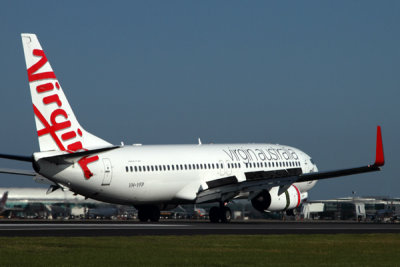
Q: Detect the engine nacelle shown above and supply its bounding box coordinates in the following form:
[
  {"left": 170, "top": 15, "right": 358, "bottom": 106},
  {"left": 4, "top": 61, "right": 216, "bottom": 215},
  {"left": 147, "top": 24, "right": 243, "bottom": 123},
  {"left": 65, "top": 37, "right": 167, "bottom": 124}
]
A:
[{"left": 251, "top": 186, "right": 305, "bottom": 212}]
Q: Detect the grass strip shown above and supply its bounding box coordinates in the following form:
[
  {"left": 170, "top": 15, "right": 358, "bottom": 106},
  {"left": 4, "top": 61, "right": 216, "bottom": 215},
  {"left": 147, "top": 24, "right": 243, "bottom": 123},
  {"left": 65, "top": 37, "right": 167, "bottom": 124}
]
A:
[{"left": 0, "top": 234, "right": 399, "bottom": 266}]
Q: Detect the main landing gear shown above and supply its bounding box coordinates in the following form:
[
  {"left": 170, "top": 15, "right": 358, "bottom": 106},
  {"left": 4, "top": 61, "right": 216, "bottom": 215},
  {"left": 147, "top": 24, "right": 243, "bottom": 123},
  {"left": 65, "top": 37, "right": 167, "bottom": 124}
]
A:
[
  {"left": 137, "top": 205, "right": 160, "bottom": 222},
  {"left": 209, "top": 203, "right": 232, "bottom": 223},
  {"left": 285, "top": 209, "right": 297, "bottom": 217}
]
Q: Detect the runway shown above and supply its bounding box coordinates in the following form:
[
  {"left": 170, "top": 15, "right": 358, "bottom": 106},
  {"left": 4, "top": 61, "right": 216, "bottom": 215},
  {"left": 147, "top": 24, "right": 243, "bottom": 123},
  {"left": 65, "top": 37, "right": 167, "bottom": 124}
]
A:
[{"left": 0, "top": 221, "right": 399, "bottom": 236}]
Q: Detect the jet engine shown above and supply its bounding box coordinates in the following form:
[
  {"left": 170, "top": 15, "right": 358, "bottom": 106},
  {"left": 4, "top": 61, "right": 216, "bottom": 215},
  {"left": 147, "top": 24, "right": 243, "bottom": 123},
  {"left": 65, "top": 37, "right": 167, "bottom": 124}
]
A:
[{"left": 251, "top": 186, "right": 305, "bottom": 212}]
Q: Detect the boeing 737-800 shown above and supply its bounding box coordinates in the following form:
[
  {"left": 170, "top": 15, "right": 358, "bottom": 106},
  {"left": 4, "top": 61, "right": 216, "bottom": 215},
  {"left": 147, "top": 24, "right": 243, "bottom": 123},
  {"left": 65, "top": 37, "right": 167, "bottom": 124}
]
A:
[{"left": 0, "top": 34, "right": 385, "bottom": 223}]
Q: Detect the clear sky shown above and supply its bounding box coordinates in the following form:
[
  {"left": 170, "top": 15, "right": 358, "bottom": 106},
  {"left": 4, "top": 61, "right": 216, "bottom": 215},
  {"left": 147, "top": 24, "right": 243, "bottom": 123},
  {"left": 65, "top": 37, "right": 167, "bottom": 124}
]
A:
[{"left": 0, "top": 1, "right": 398, "bottom": 200}]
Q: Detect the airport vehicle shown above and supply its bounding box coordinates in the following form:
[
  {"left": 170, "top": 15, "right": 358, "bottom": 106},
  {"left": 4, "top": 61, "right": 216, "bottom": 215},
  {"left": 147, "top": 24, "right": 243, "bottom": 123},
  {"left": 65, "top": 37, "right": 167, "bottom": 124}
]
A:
[{"left": 0, "top": 34, "right": 385, "bottom": 223}]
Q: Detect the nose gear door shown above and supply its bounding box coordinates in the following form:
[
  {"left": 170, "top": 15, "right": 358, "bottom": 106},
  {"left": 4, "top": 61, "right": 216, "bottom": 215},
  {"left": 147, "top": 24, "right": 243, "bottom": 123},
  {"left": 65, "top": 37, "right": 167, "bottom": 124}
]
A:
[{"left": 102, "top": 158, "right": 113, "bottom": 185}]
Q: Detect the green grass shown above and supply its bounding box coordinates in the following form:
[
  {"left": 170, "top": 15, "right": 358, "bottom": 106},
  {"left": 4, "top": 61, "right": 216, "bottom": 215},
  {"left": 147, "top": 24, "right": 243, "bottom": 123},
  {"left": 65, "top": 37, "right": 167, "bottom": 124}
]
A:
[{"left": 0, "top": 234, "right": 399, "bottom": 266}]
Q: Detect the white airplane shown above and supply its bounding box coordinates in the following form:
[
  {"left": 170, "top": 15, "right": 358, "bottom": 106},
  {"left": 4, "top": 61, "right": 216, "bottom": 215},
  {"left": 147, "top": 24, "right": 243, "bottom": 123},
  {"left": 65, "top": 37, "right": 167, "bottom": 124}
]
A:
[{"left": 0, "top": 34, "right": 385, "bottom": 223}]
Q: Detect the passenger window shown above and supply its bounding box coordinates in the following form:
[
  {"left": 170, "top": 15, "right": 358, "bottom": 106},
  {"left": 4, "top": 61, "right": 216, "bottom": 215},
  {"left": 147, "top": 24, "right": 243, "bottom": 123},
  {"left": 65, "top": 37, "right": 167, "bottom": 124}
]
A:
[
  {"left": 125, "top": 166, "right": 128, "bottom": 172},
  {"left": 212, "top": 164, "right": 215, "bottom": 169},
  {"left": 134, "top": 166, "right": 138, "bottom": 172}
]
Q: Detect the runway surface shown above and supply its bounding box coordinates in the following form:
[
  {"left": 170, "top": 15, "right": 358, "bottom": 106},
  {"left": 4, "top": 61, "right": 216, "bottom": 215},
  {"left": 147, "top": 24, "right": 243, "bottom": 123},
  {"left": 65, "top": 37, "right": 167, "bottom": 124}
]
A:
[{"left": 0, "top": 220, "right": 400, "bottom": 236}]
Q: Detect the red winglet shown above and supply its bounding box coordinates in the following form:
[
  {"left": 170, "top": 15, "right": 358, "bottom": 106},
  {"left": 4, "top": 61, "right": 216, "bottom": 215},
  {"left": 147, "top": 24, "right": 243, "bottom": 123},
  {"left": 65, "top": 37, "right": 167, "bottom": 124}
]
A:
[{"left": 374, "top": 126, "right": 385, "bottom": 166}]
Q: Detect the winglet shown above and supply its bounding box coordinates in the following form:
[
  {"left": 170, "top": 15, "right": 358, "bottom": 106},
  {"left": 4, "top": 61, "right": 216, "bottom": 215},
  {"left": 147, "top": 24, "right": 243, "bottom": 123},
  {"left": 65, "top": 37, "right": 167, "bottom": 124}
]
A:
[{"left": 374, "top": 126, "right": 384, "bottom": 166}]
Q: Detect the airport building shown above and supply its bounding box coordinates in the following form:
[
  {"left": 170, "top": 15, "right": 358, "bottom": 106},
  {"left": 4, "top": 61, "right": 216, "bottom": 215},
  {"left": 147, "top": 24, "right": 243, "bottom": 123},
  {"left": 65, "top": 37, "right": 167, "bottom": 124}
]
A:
[
  {"left": 0, "top": 188, "right": 133, "bottom": 219},
  {"left": 1, "top": 187, "right": 399, "bottom": 222},
  {"left": 302, "top": 197, "right": 400, "bottom": 222}
]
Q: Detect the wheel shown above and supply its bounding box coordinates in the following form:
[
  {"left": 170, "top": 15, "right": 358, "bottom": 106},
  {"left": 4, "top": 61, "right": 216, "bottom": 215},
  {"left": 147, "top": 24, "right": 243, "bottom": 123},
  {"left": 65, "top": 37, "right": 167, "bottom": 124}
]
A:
[
  {"left": 209, "top": 207, "right": 220, "bottom": 223},
  {"left": 220, "top": 207, "right": 232, "bottom": 223},
  {"left": 149, "top": 206, "right": 160, "bottom": 222},
  {"left": 138, "top": 208, "right": 149, "bottom": 222},
  {"left": 286, "top": 209, "right": 297, "bottom": 216}
]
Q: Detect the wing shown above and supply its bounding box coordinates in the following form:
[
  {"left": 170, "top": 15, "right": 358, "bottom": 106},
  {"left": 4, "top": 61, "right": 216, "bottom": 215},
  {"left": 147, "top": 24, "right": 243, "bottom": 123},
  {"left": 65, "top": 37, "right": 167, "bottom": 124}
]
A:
[{"left": 196, "top": 126, "right": 384, "bottom": 204}]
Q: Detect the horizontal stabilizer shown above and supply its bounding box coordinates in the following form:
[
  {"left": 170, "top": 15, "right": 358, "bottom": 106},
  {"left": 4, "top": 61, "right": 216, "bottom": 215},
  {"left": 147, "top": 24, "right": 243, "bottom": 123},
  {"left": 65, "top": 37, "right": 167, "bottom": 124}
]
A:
[
  {"left": 0, "top": 168, "right": 36, "bottom": 176},
  {"left": 0, "top": 154, "right": 32, "bottom": 162},
  {"left": 33, "top": 175, "right": 57, "bottom": 185},
  {"left": 38, "top": 146, "right": 119, "bottom": 164}
]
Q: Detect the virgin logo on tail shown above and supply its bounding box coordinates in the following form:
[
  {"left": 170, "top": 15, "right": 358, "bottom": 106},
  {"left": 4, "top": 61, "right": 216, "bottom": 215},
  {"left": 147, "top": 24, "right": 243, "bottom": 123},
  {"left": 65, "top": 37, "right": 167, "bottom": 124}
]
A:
[{"left": 28, "top": 49, "right": 98, "bottom": 179}]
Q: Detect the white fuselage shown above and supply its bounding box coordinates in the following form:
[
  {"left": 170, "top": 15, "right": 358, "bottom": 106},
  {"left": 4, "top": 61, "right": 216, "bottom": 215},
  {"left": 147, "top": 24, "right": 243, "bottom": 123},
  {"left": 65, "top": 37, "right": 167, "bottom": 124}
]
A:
[{"left": 36, "top": 143, "right": 318, "bottom": 206}]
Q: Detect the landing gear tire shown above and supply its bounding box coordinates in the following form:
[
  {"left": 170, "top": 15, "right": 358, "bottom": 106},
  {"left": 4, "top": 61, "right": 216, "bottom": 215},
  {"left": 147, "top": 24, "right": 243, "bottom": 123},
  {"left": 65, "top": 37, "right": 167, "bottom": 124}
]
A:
[
  {"left": 209, "top": 206, "right": 232, "bottom": 223},
  {"left": 138, "top": 206, "right": 160, "bottom": 222},
  {"left": 209, "top": 207, "right": 220, "bottom": 223},
  {"left": 149, "top": 206, "right": 160, "bottom": 222},
  {"left": 220, "top": 207, "right": 232, "bottom": 223},
  {"left": 138, "top": 208, "right": 149, "bottom": 222},
  {"left": 286, "top": 209, "right": 297, "bottom": 216}
]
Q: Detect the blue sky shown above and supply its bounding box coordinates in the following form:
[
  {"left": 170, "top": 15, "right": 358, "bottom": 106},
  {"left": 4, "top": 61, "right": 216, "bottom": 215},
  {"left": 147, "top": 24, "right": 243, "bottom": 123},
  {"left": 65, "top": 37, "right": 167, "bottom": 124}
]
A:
[{"left": 0, "top": 1, "right": 398, "bottom": 200}]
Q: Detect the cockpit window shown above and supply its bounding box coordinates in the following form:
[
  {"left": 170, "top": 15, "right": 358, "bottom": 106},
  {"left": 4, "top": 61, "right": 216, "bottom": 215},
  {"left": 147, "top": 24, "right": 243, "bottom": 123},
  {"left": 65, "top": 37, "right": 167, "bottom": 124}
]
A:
[{"left": 310, "top": 158, "right": 315, "bottom": 164}]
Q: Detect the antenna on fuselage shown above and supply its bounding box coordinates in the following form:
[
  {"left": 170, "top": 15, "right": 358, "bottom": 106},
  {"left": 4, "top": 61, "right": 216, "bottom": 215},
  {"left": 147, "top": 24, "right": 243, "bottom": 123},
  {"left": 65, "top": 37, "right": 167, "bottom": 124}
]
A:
[{"left": 198, "top": 138, "right": 202, "bottom": 145}]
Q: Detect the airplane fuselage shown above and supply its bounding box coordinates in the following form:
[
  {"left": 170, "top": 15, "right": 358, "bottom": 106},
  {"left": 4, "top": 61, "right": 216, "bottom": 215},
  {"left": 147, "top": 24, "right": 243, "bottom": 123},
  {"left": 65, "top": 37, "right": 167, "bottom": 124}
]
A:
[{"left": 36, "top": 143, "right": 318, "bottom": 206}]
